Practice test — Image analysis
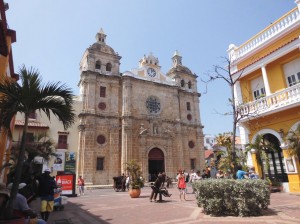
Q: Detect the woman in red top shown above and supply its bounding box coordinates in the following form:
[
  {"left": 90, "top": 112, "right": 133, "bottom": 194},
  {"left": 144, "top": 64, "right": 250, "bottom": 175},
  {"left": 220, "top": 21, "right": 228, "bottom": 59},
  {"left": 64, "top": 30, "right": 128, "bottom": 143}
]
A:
[
  {"left": 177, "top": 169, "right": 187, "bottom": 201},
  {"left": 77, "top": 176, "right": 85, "bottom": 196}
]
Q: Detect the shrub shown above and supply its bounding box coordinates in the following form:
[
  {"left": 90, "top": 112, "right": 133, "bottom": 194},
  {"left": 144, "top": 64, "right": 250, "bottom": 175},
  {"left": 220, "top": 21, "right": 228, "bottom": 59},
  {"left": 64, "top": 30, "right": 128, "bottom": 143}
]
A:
[{"left": 192, "top": 179, "right": 270, "bottom": 217}]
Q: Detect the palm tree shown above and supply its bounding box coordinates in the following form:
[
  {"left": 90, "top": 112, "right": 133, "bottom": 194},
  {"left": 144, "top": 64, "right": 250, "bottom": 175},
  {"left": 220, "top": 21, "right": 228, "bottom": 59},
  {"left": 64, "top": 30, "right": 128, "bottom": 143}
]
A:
[
  {"left": 286, "top": 124, "right": 300, "bottom": 160},
  {"left": 245, "top": 134, "right": 273, "bottom": 179},
  {"left": 0, "top": 65, "right": 75, "bottom": 219}
]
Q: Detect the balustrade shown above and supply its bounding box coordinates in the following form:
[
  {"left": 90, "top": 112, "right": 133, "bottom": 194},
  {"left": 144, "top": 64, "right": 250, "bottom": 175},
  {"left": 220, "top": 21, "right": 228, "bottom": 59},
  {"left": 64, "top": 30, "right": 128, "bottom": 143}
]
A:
[
  {"left": 235, "top": 8, "right": 299, "bottom": 59},
  {"left": 238, "top": 83, "right": 300, "bottom": 118}
]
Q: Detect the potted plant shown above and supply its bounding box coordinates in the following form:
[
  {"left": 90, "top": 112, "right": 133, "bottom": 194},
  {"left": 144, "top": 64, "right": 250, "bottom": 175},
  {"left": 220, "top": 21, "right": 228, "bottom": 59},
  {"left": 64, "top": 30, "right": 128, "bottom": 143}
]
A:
[
  {"left": 0, "top": 66, "right": 75, "bottom": 221},
  {"left": 125, "top": 160, "right": 144, "bottom": 198}
]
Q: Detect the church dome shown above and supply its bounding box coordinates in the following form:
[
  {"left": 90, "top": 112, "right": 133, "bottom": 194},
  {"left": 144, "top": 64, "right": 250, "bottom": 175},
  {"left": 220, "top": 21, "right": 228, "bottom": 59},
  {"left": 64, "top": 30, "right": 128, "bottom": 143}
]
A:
[
  {"left": 88, "top": 28, "right": 118, "bottom": 56},
  {"left": 89, "top": 42, "right": 117, "bottom": 55},
  {"left": 167, "top": 65, "right": 193, "bottom": 76}
]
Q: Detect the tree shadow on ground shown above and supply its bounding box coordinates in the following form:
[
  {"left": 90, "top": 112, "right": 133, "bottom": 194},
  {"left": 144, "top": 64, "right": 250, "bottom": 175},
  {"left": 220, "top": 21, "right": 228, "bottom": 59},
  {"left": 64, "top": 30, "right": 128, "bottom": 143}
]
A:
[{"left": 49, "top": 200, "right": 111, "bottom": 224}]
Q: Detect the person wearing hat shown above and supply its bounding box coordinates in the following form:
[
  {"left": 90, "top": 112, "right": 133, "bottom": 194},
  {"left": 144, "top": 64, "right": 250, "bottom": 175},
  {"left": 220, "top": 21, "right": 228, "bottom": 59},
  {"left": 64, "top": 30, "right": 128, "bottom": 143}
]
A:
[
  {"left": 37, "top": 168, "right": 56, "bottom": 222},
  {"left": 4, "top": 182, "right": 46, "bottom": 224}
]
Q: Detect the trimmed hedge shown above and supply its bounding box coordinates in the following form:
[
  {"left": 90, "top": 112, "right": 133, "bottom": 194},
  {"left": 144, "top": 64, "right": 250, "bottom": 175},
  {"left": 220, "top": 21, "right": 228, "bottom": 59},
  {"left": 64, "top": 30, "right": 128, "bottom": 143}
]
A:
[{"left": 192, "top": 179, "right": 270, "bottom": 217}]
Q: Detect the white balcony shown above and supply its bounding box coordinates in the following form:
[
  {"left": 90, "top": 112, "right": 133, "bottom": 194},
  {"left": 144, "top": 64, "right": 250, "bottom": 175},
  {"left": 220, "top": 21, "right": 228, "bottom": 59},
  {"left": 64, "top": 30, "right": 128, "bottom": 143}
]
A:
[
  {"left": 238, "top": 83, "right": 300, "bottom": 119},
  {"left": 234, "top": 7, "right": 300, "bottom": 60}
]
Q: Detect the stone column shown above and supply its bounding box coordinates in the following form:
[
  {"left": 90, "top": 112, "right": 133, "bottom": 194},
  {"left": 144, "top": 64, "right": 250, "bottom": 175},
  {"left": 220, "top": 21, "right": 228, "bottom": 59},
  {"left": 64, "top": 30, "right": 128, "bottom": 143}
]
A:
[
  {"left": 83, "top": 126, "right": 95, "bottom": 184},
  {"left": 110, "top": 81, "right": 120, "bottom": 116},
  {"left": 233, "top": 80, "right": 243, "bottom": 105},
  {"left": 122, "top": 78, "right": 132, "bottom": 116},
  {"left": 121, "top": 78, "right": 133, "bottom": 173},
  {"left": 238, "top": 124, "right": 252, "bottom": 166},
  {"left": 108, "top": 125, "right": 121, "bottom": 183},
  {"left": 261, "top": 65, "right": 271, "bottom": 96},
  {"left": 121, "top": 119, "right": 132, "bottom": 174},
  {"left": 86, "top": 75, "right": 97, "bottom": 113},
  {"left": 193, "top": 95, "right": 201, "bottom": 124},
  {"left": 76, "top": 123, "right": 85, "bottom": 179},
  {"left": 295, "top": 0, "right": 300, "bottom": 11},
  {"left": 196, "top": 126, "right": 205, "bottom": 171}
]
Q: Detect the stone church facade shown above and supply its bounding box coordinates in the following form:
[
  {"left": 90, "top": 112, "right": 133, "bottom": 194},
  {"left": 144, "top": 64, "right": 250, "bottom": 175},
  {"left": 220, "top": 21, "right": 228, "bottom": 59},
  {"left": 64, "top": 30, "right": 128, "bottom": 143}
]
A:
[{"left": 77, "top": 29, "right": 205, "bottom": 185}]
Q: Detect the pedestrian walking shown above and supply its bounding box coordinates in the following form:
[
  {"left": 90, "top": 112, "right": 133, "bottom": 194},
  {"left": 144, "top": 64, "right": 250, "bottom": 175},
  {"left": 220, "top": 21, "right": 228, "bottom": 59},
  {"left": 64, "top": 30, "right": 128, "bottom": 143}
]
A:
[
  {"left": 37, "top": 168, "right": 56, "bottom": 222},
  {"left": 177, "top": 169, "right": 187, "bottom": 201},
  {"left": 125, "top": 174, "right": 130, "bottom": 191},
  {"left": 78, "top": 176, "right": 85, "bottom": 196}
]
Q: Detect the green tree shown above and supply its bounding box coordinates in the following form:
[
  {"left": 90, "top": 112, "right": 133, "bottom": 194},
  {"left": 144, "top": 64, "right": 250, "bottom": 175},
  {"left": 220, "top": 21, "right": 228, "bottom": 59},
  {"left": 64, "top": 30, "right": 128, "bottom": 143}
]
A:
[
  {"left": 202, "top": 57, "right": 248, "bottom": 178},
  {"left": 245, "top": 134, "right": 273, "bottom": 179},
  {"left": 6, "top": 133, "right": 57, "bottom": 184},
  {"left": 215, "top": 133, "right": 247, "bottom": 175},
  {"left": 0, "top": 66, "right": 75, "bottom": 219},
  {"left": 286, "top": 124, "right": 300, "bottom": 160}
]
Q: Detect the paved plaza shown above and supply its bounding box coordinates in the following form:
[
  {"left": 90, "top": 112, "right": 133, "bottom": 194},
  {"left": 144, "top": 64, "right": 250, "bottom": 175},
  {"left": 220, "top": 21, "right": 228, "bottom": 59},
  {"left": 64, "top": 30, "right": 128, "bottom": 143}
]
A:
[{"left": 30, "top": 185, "right": 300, "bottom": 224}]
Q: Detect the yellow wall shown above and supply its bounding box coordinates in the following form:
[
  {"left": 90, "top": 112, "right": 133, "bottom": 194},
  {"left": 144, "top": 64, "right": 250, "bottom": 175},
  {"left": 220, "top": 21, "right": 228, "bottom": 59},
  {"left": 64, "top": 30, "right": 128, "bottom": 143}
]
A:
[
  {"left": 239, "top": 69, "right": 261, "bottom": 103},
  {"left": 0, "top": 35, "right": 13, "bottom": 182},
  {"left": 282, "top": 151, "right": 300, "bottom": 192},
  {"left": 245, "top": 107, "right": 300, "bottom": 141},
  {"left": 0, "top": 36, "right": 12, "bottom": 76},
  {"left": 237, "top": 7, "right": 300, "bottom": 193},
  {"left": 239, "top": 50, "right": 300, "bottom": 104}
]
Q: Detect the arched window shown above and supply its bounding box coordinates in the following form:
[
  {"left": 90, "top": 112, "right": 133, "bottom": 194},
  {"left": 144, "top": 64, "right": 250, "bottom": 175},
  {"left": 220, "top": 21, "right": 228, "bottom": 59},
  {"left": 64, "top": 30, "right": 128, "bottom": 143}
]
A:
[
  {"left": 181, "top": 80, "right": 185, "bottom": 87},
  {"left": 95, "top": 60, "right": 101, "bottom": 70},
  {"left": 106, "top": 63, "right": 112, "bottom": 71},
  {"left": 188, "top": 81, "right": 192, "bottom": 89}
]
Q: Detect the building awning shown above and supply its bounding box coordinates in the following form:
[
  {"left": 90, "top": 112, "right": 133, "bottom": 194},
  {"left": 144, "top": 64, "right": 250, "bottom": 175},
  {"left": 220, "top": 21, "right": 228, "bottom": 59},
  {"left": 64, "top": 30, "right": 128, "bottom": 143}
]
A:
[{"left": 15, "top": 120, "right": 49, "bottom": 128}]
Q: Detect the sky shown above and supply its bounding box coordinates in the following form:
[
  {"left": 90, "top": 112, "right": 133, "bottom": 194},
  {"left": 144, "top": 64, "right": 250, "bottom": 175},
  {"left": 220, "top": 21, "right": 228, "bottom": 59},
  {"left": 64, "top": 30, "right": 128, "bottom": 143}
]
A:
[{"left": 6, "top": 0, "right": 297, "bottom": 136}]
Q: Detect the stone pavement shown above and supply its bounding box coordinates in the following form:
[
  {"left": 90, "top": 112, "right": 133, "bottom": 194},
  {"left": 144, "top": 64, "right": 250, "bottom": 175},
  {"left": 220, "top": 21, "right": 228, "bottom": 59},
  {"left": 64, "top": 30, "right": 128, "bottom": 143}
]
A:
[{"left": 30, "top": 185, "right": 300, "bottom": 224}]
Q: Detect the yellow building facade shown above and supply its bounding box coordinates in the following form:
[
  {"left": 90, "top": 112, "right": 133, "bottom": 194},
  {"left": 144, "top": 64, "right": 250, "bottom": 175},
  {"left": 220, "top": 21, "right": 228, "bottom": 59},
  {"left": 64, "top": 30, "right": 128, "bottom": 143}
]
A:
[
  {"left": 229, "top": 0, "right": 300, "bottom": 192},
  {"left": 0, "top": 0, "right": 17, "bottom": 182}
]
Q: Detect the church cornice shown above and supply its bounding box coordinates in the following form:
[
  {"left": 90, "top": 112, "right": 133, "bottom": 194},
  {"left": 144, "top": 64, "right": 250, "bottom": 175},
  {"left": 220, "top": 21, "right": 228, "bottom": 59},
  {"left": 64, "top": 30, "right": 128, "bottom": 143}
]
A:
[
  {"left": 121, "top": 75, "right": 176, "bottom": 90},
  {"left": 178, "top": 89, "right": 201, "bottom": 97},
  {"left": 78, "top": 111, "right": 120, "bottom": 120},
  {"left": 81, "top": 70, "right": 122, "bottom": 79}
]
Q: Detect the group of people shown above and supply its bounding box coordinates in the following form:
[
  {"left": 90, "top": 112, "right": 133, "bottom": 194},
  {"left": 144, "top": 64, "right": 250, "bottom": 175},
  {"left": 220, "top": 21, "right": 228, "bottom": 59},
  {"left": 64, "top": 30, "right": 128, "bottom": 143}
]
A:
[
  {"left": 149, "top": 172, "right": 172, "bottom": 202},
  {"left": 236, "top": 165, "right": 259, "bottom": 179},
  {"left": 0, "top": 168, "right": 57, "bottom": 223}
]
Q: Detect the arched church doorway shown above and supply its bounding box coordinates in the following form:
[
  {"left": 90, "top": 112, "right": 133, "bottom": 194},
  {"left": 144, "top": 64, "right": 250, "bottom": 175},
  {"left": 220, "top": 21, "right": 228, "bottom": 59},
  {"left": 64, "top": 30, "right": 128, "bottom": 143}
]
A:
[
  {"left": 262, "top": 134, "right": 288, "bottom": 182},
  {"left": 148, "top": 148, "right": 165, "bottom": 182}
]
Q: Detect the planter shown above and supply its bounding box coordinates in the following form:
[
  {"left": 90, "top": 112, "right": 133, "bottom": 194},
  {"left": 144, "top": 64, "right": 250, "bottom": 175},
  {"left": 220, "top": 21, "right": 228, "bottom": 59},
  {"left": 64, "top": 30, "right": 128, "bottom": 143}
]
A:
[
  {"left": 129, "top": 188, "right": 141, "bottom": 198},
  {"left": 271, "top": 185, "right": 283, "bottom": 192}
]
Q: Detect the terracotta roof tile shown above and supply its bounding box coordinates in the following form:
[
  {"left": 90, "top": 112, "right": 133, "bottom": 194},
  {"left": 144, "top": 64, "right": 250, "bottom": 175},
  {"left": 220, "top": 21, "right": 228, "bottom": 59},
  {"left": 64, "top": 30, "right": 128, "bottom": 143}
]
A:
[
  {"left": 205, "top": 149, "right": 214, "bottom": 159},
  {"left": 15, "top": 120, "right": 49, "bottom": 128}
]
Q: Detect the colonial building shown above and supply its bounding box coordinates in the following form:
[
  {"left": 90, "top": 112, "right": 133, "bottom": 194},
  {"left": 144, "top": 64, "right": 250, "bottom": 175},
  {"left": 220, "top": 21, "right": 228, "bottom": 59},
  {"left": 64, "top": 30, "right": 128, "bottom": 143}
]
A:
[
  {"left": 0, "top": 0, "right": 17, "bottom": 182},
  {"left": 12, "top": 97, "right": 82, "bottom": 173},
  {"left": 77, "top": 29, "right": 205, "bottom": 184},
  {"left": 229, "top": 0, "right": 300, "bottom": 192}
]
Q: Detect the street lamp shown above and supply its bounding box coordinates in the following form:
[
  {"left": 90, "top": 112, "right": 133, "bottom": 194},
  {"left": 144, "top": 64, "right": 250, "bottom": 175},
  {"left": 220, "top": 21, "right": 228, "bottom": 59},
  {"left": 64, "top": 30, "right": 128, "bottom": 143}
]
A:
[{"left": 279, "top": 129, "right": 284, "bottom": 138}]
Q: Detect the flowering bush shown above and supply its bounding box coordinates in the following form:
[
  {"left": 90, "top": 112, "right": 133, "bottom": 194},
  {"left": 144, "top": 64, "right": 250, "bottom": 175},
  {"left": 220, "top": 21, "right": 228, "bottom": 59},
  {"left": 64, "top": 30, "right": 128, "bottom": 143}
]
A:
[{"left": 193, "top": 179, "right": 270, "bottom": 216}]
